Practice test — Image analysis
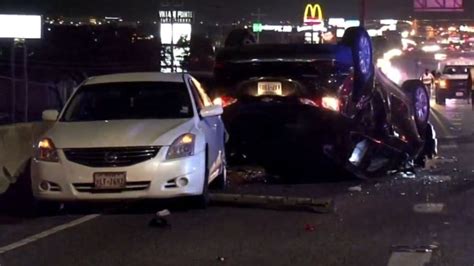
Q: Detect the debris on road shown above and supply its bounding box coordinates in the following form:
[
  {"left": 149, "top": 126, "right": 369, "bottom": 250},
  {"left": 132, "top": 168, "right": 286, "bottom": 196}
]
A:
[
  {"left": 209, "top": 193, "right": 333, "bottom": 213},
  {"left": 413, "top": 203, "right": 445, "bottom": 213},
  {"left": 156, "top": 209, "right": 171, "bottom": 217},
  {"left": 400, "top": 171, "right": 416, "bottom": 179},
  {"left": 304, "top": 224, "right": 316, "bottom": 232},
  {"left": 425, "top": 175, "right": 452, "bottom": 183},
  {"left": 227, "top": 166, "right": 271, "bottom": 185},
  {"left": 149, "top": 209, "right": 171, "bottom": 228},
  {"left": 348, "top": 185, "right": 362, "bottom": 192},
  {"left": 216, "top": 257, "right": 226, "bottom": 262},
  {"left": 391, "top": 244, "right": 439, "bottom": 253}
]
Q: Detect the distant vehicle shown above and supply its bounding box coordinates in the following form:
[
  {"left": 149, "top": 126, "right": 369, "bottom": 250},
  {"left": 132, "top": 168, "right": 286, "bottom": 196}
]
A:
[
  {"left": 214, "top": 27, "right": 436, "bottom": 178},
  {"left": 31, "top": 72, "right": 226, "bottom": 210},
  {"left": 435, "top": 64, "right": 473, "bottom": 105}
]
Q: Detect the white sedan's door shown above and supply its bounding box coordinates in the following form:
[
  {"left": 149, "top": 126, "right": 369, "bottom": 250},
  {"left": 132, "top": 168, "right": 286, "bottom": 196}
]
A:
[{"left": 187, "top": 77, "right": 224, "bottom": 180}]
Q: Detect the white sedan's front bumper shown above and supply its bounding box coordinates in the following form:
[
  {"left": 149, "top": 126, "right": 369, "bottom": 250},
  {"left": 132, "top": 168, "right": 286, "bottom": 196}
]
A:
[{"left": 31, "top": 147, "right": 206, "bottom": 201}]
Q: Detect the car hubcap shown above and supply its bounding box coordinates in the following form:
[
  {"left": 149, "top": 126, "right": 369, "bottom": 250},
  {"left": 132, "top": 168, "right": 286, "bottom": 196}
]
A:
[{"left": 415, "top": 87, "right": 429, "bottom": 122}]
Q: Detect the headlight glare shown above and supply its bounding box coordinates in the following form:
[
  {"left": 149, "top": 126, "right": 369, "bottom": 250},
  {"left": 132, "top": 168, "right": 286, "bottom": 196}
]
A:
[{"left": 35, "top": 138, "right": 59, "bottom": 162}]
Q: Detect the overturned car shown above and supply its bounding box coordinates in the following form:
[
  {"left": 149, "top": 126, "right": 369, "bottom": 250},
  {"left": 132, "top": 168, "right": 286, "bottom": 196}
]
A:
[{"left": 213, "top": 27, "right": 436, "bottom": 178}]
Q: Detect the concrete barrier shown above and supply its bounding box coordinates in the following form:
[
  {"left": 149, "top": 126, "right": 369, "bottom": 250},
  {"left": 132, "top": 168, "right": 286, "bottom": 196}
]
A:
[{"left": 0, "top": 123, "right": 53, "bottom": 194}]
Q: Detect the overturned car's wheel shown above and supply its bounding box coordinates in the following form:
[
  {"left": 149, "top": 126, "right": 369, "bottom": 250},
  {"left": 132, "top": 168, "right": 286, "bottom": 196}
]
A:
[
  {"left": 224, "top": 29, "right": 256, "bottom": 47},
  {"left": 402, "top": 80, "right": 430, "bottom": 135},
  {"left": 340, "top": 27, "right": 375, "bottom": 99}
]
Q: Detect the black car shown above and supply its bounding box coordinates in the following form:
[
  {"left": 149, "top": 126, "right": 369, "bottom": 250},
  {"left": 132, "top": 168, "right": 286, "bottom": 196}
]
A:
[{"left": 214, "top": 27, "right": 436, "bottom": 178}]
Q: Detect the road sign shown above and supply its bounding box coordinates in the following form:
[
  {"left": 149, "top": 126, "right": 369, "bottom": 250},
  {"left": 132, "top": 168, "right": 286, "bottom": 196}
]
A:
[
  {"left": 253, "top": 23, "right": 263, "bottom": 33},
  {"left": 414, "top": 0, "right": 464, "bottom": 12}
]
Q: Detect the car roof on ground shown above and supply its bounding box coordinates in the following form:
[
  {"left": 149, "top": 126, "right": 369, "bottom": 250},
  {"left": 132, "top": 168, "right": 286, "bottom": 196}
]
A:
[{"left": 85, "top": 72, "right": 186, "bottom": 85}]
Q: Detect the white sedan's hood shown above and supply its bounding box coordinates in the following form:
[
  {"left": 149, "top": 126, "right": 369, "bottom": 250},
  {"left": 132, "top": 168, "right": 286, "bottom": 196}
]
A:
[
  {"left": 47, "top": 119, "right": 195, "bottom": 148},
  {"left": 441, "top": 74, "right": 468, "bottom": 80}
]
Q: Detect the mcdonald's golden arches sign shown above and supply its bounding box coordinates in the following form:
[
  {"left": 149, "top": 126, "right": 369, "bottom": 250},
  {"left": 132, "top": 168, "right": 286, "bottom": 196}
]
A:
[{"left": 303, "top": 4, "right": 324, "bottom": 25}]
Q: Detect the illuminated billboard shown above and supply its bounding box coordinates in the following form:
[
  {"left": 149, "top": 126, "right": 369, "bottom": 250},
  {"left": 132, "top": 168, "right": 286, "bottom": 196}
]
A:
[
  {"left": 414, "top": 0, "right": 463, "bottom": 12},
  {"left": 0, "top": 15, "right": 42, "bottom": 39},
  {"left": 303, "top": 4, "right": 324, "bottom": 25},
  {"left": 159, "top": 10, "right": 193, "bottom": 72}
]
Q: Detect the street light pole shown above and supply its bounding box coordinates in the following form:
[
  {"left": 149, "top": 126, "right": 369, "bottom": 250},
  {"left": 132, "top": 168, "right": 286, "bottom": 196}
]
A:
[
  {"left": 10, "top": 40, "right": 16, "bottom": 123},
  {"left": 23, "top": 41, "right": 29, "bottom": 122},
  {"left": 360, "top": 0, "right": 367, "bottom": 27},
  {"left": 251, "top": 8, "right": 266, "bottom": 43}
]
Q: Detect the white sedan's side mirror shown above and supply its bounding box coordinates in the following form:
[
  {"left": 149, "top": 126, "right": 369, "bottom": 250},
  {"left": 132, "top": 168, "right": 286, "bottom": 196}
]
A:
[
  {"left": 42, "top": 110, "right": 59, "bottom": 122},
  {"left": 200, "top": 105, "right": 223, "bottom": 118}
]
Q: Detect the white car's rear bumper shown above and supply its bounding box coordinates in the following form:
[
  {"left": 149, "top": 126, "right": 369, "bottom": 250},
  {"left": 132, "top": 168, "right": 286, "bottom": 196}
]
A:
[{"left": 31, "top": 147, "right": 206, "bottom": 201}]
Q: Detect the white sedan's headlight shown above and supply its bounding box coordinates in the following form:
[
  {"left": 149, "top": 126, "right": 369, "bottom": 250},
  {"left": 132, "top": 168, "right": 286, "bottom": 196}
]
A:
[
  {"left": 166, "top": 134, "right": 196, "bottom": 160},
  {"left": 35, "top": 138, "right": 59, "bottom": 162}
]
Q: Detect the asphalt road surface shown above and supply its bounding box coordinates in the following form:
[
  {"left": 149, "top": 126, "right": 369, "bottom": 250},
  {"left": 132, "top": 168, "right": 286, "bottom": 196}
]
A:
[{"left": 1, "top": 98, "right": 474, "bottom": 266}]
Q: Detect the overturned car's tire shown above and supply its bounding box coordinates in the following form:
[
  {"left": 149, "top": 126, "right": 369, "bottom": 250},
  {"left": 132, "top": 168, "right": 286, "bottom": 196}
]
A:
[
  {"left": 224, "top": 29, "right": 256, "bottom": 47},
  {"left": 402, "top": 80, "right": 430, "bottom": 135},
  {"left": 340, "top": 27, "right": 374, "bottom": 99}
]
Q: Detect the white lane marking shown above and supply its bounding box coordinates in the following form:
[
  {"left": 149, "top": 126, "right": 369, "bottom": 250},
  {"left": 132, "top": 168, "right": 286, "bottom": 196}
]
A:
[
  {"left": 387, "top": 252, "right": 432, "bottom": 266},
  {"left": 413, "top": 203, "right": 445, "bottom": 213},
  {"left": 451, "top": 122, "right": 463, "bottom": 127},
  {"left": 438, "top": 144, "right": 458, "bottom": 150},
  {"left": 0, "top": 214, "right": 100, "bottom": 254}
]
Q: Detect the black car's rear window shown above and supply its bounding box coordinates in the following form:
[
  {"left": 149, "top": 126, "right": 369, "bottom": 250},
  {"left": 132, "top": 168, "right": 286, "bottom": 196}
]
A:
[{"left": 62, "top": 82, "right": 193, "bottom": 122}]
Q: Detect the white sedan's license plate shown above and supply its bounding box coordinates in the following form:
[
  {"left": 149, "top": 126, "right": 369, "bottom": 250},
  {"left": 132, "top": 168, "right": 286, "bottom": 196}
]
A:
[
  {"left": 257, "top": 82, "right": 283, "bottom": 96},
  {"left": 456, "top": 92, "right": 464, "bottom": 97},
  {"left": 94, "top": 172, "right": 126, "bottom": 189}
]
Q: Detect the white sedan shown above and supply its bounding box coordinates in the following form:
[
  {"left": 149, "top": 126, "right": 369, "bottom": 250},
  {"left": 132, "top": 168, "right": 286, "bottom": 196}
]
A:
[{"left": 31, "top": 72, "right": 226, "bottom": 208}]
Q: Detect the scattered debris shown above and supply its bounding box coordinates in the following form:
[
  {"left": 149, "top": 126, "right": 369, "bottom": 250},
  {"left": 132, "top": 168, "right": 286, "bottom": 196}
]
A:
[
  {"left": 391, "top": 244, "right": 439, "bottom": 253},
  {"left": 209, "top": 193, "right": 333, "bottom": 213},
  {"left": 433, "top": 156, "right": 458, "bottom": 164},
  {"left": 149, "top": 209, "right": 171, "bottom": 228},
  {"left": 453, "top": 168, "right": 458, "bottom": 172},
  {"left": 304, "top": 224, "right": 316, "bottom": 232},
  {"left": 227, "top": 166, "right": 270, "bottom": 185},
  {"left": 348, "top": 185, "right": 362, "bottom": 192},
  {"left": 156, "top": 209, "right": 171, "bottom": 217},
  {"left": 443, "top": 222, "right": 450, "bottom": 225},
  {"left": 413, "top": 203, "right": 445, "bottom": 213},
  {"left": 425, "top": 175, "right": 452, "bottom": 183},
  {"left": 400, "top": 192, "right": 406, "bottom": 196},
  {"left": 216, "top": 257, "right": 226, "bottom": 262},
  {"left": 400, "top": 171, "right": 416, "bottom": 179}
]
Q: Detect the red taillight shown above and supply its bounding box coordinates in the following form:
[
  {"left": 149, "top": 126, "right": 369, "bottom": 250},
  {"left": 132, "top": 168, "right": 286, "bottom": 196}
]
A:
[
  {"left": 299, "top": 98, "right": 319, "bottom": 107},
  {"left": 299, "top": 96, "right": 341, "bottom": 112},
  {"left": 213, "top": 96, "right": 237, "bottom": 108},
  {"left": 214, "top": 62, "right": 225, "bottom": 69}
]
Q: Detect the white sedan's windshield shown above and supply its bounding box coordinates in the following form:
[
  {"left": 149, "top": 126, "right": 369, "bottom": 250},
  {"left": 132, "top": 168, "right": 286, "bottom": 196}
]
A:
[{"left": 62, "top": 82, "right": 193, "bottom": 121}]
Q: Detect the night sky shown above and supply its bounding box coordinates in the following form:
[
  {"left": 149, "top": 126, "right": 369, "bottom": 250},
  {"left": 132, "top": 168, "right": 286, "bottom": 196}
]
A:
[{"left": 1, "top": 0, "right": 472, "bottom": 22}]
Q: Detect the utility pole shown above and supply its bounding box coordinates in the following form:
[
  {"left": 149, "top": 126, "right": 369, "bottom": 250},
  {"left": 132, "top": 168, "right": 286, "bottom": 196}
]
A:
[
  {"left": 22, "top": 40, "right": 29, "bottom": 122},
  {"left": 359, "top": 0, "right": 367, "bottom": 27},
  {"left": 10, "top": 40, "right": 16, "bottom": 123},
  {"left": 251, "top": 8, "right": 267, "bottom": 43}
]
